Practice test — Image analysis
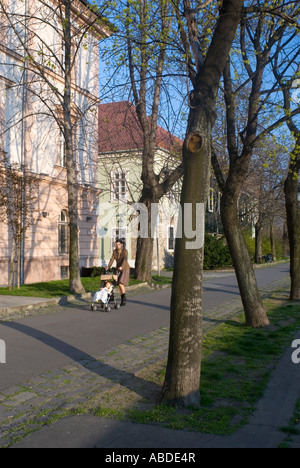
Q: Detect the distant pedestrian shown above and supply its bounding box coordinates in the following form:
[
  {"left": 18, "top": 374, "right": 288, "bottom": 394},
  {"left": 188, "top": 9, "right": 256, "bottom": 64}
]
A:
[{"left": 106, "top": 239, "right": 130, "bottom": 306}]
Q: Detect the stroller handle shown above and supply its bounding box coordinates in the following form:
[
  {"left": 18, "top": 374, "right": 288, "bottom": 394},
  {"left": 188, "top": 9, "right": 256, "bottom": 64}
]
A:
[{"left": 101, "top": 269, "right": 122, "bottom": 284}]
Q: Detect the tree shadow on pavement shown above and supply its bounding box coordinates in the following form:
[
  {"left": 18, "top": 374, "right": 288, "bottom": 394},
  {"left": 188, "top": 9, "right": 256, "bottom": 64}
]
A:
[{"left": 3, "top": 321, "right": 162, "bottom": 404}]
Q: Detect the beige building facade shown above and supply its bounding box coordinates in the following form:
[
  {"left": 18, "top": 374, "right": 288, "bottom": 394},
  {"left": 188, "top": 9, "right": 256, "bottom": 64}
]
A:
[{"left": 0, "top": 0, "right": 109, "bottom": 286}]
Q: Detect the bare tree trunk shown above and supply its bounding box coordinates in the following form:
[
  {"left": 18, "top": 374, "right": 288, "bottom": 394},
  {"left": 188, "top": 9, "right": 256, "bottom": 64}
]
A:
[
  {"left": 134, "top": 168, "right": 183, "bottom": 282},
  {"left": 161, "top": 0, "right": 244, "bottom": 407},
  {"left": 134, "top": 237, "right": 153, "bottom": 282},
  {"left": 126, "top": 0, "right": 183, "bottom": 282},
  {"left": 63, "top": 0, "right": 85, "bottom": 294},
  {"left": 221, "top": 193, "right": 270, "bottom": 327},
  {"left": 134, "top": 195, "right": 157, "bottom": 283},
  {"left": 284, "top": 158, "right": 300, "bottom": 301},
  {"left": 134, "top": 196, "right": 155, "bottom": 283},
  {"left": 16, "top": 238, "right": 20, "bottom": 289},
  {"left": 161, "top": 126, "right": 209, "bottom": 407},
  {"left": 8, "top": 241, "right": 15, "bottom": 290},
  {"left": 211, "top": 22, "right": 274, "bottom": 328}
]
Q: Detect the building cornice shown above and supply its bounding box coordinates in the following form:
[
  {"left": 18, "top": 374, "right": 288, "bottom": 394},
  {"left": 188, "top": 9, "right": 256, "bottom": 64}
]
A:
[{"left": 0, "top": 44, "right": 99, "bottom": 102}]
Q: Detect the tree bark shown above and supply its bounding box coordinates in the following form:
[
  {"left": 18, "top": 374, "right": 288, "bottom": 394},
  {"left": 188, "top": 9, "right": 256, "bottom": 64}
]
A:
[
  {"left": 211, "top": 22, "right": 273, "bottom": 328},
  {"left": 63, "top": 0, "right": 85, "bottom": 294},
  {"left": 281, "top": 84, "right": 300, "bottom": 301},
  {"left": 8, "top": 241, "right": 15, "bottom": 290},
  {"left": 161, "top": 0, "right": 244, "bottom": 407},
  {"left": 284, "top": 151, "right": 300, "bottom": 301},
  {"left": 221, "top": 192, "right": 270, "bottom": 327},
  {"left": 133, "top": 164, "right": 183, "bottom": 281},
  {"left": 161, "top": 126, "right": 210, "bottom": 407},
  {"left": 134, "top": 197, "right": 156, "bottom": 283},
  {"left": 133, "top": 137, "right": 183, "bottom": 282},
  {"left": 134, "top": 236, "right": 154, "bottom": 283}
]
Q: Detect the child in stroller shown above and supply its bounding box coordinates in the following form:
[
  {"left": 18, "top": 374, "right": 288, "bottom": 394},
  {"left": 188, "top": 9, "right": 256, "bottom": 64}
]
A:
[{"left": 91, "top": 273, "right": 121, "bottom": 312}]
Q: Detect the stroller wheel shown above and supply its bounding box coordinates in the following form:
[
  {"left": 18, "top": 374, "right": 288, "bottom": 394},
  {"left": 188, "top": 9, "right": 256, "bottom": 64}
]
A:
[
  {"left": 91, "top": 304, "right": 97, "bottom": 311},
  {"left": 105, "top": 306, "right": 111, "bottom": 313},
  {"left": 115, "top": 304, "right": 120, "bottom": 310}
]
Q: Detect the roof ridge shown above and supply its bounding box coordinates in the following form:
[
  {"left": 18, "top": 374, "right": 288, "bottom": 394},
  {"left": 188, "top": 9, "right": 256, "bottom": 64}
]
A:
[{"left": 98, "top": 101, "right": 183, "bottom": 154}]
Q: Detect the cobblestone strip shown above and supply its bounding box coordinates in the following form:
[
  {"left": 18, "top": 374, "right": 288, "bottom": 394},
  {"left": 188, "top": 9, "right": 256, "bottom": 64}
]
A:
[{"left": 0, "top": 276, "right": 290, "bottom": 447}]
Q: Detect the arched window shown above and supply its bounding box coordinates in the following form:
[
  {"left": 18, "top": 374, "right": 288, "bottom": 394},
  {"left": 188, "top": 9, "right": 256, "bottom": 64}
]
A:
[{"left": 59, "top": 210, "right": 68, "bottom": 255}]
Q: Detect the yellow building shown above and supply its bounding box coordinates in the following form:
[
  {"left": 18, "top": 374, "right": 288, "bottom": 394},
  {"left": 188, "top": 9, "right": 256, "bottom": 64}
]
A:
[{"left": 98, "top": 101, "right": 183, "bottom": 270}]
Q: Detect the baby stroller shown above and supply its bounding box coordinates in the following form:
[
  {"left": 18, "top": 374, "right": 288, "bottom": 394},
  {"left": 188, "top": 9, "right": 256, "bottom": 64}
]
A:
[{"left": 91, "top": 272, "right": 121, "bottom": 312}]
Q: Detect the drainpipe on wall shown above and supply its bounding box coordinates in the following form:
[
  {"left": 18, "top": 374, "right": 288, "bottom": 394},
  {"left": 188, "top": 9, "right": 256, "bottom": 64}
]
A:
[{"left": 20, "top": 0, "right": 29, "bottom": 286}]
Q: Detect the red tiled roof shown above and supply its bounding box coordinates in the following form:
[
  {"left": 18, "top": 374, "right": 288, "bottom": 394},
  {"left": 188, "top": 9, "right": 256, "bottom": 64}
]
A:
[{"left": 98, "top": 101, "right": 183, "bottom": 154}]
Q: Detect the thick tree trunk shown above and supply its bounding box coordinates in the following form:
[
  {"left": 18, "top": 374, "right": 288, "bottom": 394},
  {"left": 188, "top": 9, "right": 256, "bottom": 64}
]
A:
[
  {"left": 64, "top": 0, "right": 85, "bottom": 295},
  {"left": 221, "top": 194, "right": 270, "bottom": 327},
  {"left": 161, "top": 107, "right": 211, "bottom": 407},
  {"left": 134, "top": 236, "right": 154, "bottom": 283},
  {"left": 65, "top": 128, "right": 85, "bottom": 295},
  {"left": 284, "top": 170, "right": 300, "bottom": 301},
  {"left": 134, "top": 195, "right": 156, "bottom": 282},
  {"left": 161, "top": 0, "right": 244, "bottom": 407}
]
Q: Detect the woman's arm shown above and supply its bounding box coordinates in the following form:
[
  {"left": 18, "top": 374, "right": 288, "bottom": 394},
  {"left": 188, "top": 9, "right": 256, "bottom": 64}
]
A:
[{"left": 107, "top": 250, "right": 116, "bottom": 269}]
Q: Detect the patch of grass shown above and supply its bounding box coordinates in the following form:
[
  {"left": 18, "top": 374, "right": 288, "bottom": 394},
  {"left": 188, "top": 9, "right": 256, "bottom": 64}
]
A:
[
  {"left": 94, "top": 299, "right": 300, "bottom": 436},
  {"left": 278, "top": 398, "right": 300, "bottom": 447},
  {"left": 0, "top": 276, "right": 145, "bottom": 298},
  {"left": 0, "top": 279, "right": 72, "bottom": 298},
  {"left": 93, "top": 407, "right": 126, "bottom": 420},
  {"left": 151, "top": 275, "right": 173, "bottom": 286},
  {"left": 0, "top": 275, "right": 171, "bottom": 298}
]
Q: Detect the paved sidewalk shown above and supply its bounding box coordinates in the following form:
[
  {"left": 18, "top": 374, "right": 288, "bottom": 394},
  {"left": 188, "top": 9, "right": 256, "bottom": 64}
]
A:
[
  {"left": 0, "top": 275, "right": 298, "bottom": 448},
  {"left": 10, "top": 327, "right": 300, "bottom": 448},
  {"left": 0, "top": 296, "right": 60, "bottom": 315}
]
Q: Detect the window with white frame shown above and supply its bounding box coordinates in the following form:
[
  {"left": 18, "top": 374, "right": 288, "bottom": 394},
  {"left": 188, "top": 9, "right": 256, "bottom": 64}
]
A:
[
  {"left": 3, "top": 84, "right": 12, "bottom": 154},
  {"left": 217, "top": 191, "right": 221, "bottom": 214},
  {"left": 59, "top": 210, "right": 69, "bottom": 255},
  {"left": 2, "top": 82, "right": 22, "bottom": 161},
  {"left": 208, "top": 188, "right": 214, "bottom": 213},
  {"left": 111, "top": 170, "right": 127, "bottom": 201},
  {"left": 111, "top": 228, "right": 127, "bottom": 250}
]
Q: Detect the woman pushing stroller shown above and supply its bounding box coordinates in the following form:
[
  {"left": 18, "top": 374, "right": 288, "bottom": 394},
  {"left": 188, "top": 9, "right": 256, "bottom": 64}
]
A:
[{"left": 106, "top": 239, "right": 130, "bottom": 306}]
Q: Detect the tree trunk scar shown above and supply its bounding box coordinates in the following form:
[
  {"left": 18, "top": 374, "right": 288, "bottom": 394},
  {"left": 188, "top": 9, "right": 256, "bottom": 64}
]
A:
[{"left": 186, "top": 132, "right": 203, "bottom": 153}]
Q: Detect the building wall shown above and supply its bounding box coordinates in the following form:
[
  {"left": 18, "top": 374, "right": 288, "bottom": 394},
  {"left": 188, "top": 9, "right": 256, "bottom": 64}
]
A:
[
  {"left": 98, "top": 150, "right": 180, "bottom": 270},
  {"left": 0, "top": 0, "right": 105, "bottom": 286},
  {"left": 0, "top": 165, "right": 100, "bottom": 286}
]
